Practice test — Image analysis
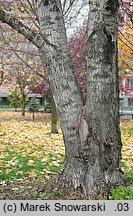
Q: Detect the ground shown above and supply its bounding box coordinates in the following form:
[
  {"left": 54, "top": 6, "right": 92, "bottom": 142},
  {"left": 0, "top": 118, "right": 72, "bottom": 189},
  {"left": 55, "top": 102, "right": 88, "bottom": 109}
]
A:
[
  {"left": 0, "top": 175, "right": 90, "bottom": 200},
  {"left": 0, "top": 111, "right": 133, "bottom": 200},
  {"left": 0, "top": 173, "right": 133, "bottom": 200}
]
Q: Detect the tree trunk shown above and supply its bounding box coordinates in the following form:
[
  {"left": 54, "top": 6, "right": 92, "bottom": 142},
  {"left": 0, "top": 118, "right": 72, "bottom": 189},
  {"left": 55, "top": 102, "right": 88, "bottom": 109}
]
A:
[
  {"left": 84, "top": 0, "right": 124, "bottom": 192},
  {"left": 22, "top": 93, "right": 26, "bottom": 116},
  {"left": 0, "top": 56, "right": 4, "bottom": 84},
  {"left": 32, "top": 111, "right": 35, "bottom": 121},
  {"left": 37, "top": 0, "right": 83, "bottom": 157},
  {"left": 49, "top": 92, "right": 58, "bottom": 134}
]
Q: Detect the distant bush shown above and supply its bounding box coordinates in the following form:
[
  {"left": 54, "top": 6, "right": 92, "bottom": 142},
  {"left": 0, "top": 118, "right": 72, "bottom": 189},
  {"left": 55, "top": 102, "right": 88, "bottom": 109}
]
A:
[{"left": 28, "top": 98, "right": 40, "bottom": 112}]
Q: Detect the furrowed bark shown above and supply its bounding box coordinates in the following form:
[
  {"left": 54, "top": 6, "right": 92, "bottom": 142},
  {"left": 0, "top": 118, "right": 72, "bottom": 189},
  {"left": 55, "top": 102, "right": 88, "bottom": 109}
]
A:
[
  {"left": 37, "top": 0, "right": 83, "bottom": 162},
  {"left": 76, "top": 0, "right": 125, "bottom": 195},
  {"left": 56, "top": 0, "right": 125, "bottom": 196},
  {"left": 36, "top": 0, "right": 96, "bottom": 194}
]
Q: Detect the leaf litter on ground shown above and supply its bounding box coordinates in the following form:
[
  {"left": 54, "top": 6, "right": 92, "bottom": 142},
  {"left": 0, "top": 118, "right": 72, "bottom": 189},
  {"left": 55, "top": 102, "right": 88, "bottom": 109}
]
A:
[{"left": 0, "top": 111, "right": 132, "bottom": 199}]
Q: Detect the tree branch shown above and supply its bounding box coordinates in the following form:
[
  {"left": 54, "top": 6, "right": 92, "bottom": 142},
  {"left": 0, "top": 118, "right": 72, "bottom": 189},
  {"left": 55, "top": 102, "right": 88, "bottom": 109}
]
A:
[{"left": 0, "top": 7, "right": 55, "bottom": 51}]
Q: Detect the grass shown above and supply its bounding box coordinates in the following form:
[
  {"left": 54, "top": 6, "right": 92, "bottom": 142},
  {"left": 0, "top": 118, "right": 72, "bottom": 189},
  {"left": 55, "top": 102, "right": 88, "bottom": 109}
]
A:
[
  {"left": 0, "top": 104, "right": 14, "bottom": 109},
  {"left": 0, "top": 144, "right": 64, "bottom": 182},
  {"left": 0, "top": 153, "right": 63, "bottom": 181},
  {"left": 109, "top": 186, "right": 133, "bottom": 200},
  {"left": 0, "top": 104, "right": 45, "bottom": 110},
  {"left": 0, "top": 111, "right": 64, "bottom": 183},
  {"left": 124, "top": 169, "right": 133, "bottom": 183},
  {"left": 37, "top": 191, "right": 60, "bottom": 200},
  {"left": 0, "top": 111, "right": 133, "bottom": 199}
]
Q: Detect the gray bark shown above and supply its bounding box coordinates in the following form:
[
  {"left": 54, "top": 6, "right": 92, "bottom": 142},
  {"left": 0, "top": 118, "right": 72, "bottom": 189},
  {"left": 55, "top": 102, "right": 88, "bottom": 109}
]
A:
[
  {"left": 57, "top": 0, "right": 124, "bottom": 196},
  {"left": 0, "top": 8, "right": 54, "bottom": 55},
  {"left": 36, "top": 0, "right": 83, "bottom": 163},
  {"left": 78, "top": 0, "right": 124, "bottom": 195}
]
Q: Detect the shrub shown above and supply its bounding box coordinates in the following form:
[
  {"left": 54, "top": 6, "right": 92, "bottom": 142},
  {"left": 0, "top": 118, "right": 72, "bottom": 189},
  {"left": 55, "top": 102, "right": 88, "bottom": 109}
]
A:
[
  {"left": 7, "top": 87, "right": 22, "bottom": 111},
  {"left": 109, "top": 186, "right": 133, "bottom": 200},
  {"left": 28, "top": 98, "right": 40, "bottom": 112}
]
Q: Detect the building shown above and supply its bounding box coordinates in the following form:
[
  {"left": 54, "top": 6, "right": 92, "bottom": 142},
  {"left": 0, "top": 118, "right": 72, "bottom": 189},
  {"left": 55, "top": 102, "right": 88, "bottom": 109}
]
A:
[
  {"left": 0, "top": 83, "right": 44, "bottom": 106},
  {"left": 120, "top": 72, "right": 133, "bottom": 113},
  {"left": 0, "top": 84, "right": 13, "bottom": 105},
  {"left": 118, "top": 0, "right": 133, "bottom": 117}
]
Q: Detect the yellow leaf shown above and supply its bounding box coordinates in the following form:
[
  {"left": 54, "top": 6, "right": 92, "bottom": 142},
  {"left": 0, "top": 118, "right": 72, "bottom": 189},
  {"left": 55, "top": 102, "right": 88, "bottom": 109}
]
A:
[
  {"left": 27, "top": 160, "right": 35, "bottom": 167},
  {"left": 5, "top": 164, "right": 11, "bottom": 168},
  {"left": 28, "top": 171, "right": 37, "bottom": 177},
  {"left": 6, "top": 169, "right": 12, "bottom": 173},
  {"left": 12, "top": 187, "right": 19, "bottom": 191},
  {"left": 0, "top": 161, "right": 4, "bottom": 167}
]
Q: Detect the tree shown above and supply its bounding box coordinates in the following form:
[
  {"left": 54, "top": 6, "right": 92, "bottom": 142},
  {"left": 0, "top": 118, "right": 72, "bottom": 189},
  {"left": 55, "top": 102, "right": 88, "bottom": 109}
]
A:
[
  {"left": 7, "top": 85, "right": 22, "bottom": 111},
  {"left": 49, "top": 92, "right": 58, "bottom": 133},
  {"left": 0, "top": 0, "right": 125, "bottom": 196},
  {"left": 84, "top": 0, "right": 124, "bottom": 195},
  {"left": 30, "top": 81, "right": 59, "bottom": 133}
]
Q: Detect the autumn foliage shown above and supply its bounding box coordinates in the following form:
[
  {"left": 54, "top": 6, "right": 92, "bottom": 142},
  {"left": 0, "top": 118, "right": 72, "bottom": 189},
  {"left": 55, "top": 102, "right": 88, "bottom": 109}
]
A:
[{"left": 118, "top": 23, "right": 133, "bottom": 75}]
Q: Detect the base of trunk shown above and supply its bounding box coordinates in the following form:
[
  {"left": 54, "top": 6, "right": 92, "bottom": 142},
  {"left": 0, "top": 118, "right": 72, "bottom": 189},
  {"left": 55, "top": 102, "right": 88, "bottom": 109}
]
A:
[
  {"left": 58, "top": 161, "right": 126, "bottom": 197},
  {"left": 51, "top": 124, "right": 58, "bottom": 133}
]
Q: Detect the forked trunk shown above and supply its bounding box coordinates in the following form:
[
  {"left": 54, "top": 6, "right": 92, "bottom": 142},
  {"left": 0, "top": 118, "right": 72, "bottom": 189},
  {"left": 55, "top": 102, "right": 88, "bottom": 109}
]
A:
[
  {"left": 58, "top": 0, "right": 125, "bottom": 196},
  {"left": 37, "top": 0, "right": 125, "bottom": 196}
]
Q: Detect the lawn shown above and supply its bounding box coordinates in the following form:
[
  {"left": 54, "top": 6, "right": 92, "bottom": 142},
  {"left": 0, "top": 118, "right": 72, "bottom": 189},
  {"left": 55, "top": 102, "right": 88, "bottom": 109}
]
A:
[
  {"left": 0, "top": 111, "right": 132, "bottom": 199},
  {"left": 0, "top": 111, "right": 64, "bottom": 182}
]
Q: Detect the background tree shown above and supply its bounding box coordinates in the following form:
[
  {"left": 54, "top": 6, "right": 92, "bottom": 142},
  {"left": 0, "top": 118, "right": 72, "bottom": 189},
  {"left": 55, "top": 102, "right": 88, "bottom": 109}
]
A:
[
  {"left": 31, "top": 81, "right": 58, "bottom": 133},
  {"left": 7, "top": 85, "right": 22, "bottom": 111}
]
